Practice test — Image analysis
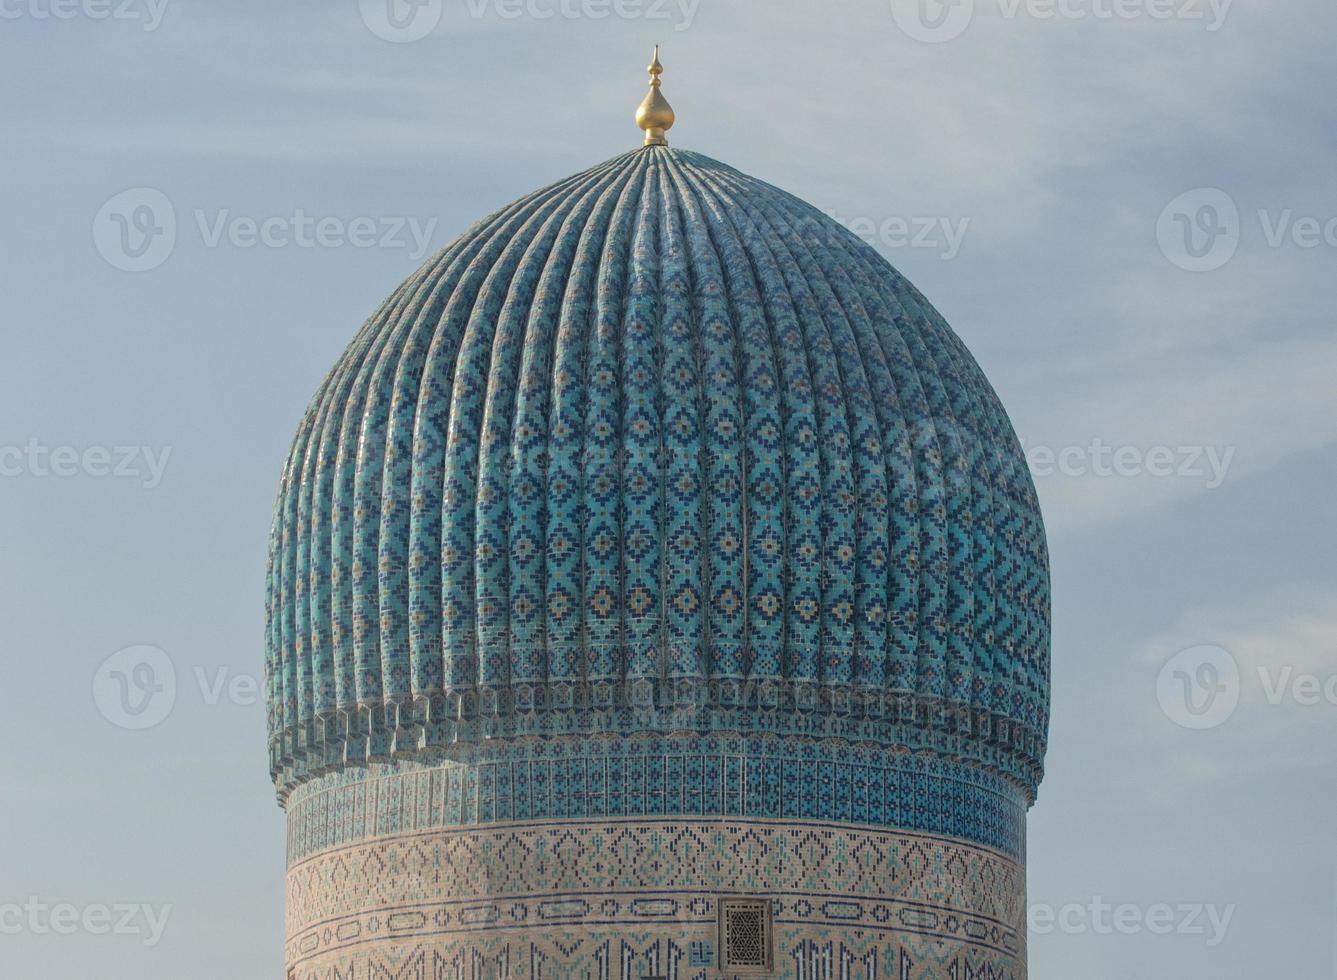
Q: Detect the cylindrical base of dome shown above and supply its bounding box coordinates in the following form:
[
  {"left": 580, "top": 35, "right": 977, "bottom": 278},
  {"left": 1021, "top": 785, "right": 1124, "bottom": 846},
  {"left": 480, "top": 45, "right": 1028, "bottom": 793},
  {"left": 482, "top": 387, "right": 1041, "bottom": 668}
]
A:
[{"left": 283, "top": 742, "right": 1029, "bottom": 978}]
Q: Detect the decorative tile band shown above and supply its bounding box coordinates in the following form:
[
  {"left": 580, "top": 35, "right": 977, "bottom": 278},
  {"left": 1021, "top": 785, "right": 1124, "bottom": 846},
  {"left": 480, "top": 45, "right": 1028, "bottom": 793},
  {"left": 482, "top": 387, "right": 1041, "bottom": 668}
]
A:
[
  {"left": 270, "top": 686, "right": 1046, "bottom": 805},
  {"left": 284, "top": 734, "right": 1027, "bottom": 865},
  {"left": 289, "top": 936, "right": 1021, "bottom": 980},
  {"left": 285, "top": 818, "right": 1027, "bottom": 978}
]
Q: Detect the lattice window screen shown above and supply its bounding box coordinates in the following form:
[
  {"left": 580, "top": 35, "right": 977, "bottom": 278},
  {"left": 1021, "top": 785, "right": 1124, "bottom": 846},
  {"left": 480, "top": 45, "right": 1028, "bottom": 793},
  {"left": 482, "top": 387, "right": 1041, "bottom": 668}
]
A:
[{"left": 719, "top": 898, "right": 772, "bottom": 970}]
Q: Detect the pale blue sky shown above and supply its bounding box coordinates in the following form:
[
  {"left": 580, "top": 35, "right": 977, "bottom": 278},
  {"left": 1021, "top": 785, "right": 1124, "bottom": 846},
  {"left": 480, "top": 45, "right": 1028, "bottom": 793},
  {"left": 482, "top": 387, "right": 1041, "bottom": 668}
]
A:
[{"left": 3, "top": 1, "right": 1335, "bottom": 976}]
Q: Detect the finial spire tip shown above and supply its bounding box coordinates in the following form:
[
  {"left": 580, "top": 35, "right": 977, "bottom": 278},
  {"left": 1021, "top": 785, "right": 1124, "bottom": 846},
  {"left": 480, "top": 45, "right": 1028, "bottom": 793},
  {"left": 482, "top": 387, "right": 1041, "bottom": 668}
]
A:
[{"left": 635, "top": 45, "right": 674, "bottom": 147}]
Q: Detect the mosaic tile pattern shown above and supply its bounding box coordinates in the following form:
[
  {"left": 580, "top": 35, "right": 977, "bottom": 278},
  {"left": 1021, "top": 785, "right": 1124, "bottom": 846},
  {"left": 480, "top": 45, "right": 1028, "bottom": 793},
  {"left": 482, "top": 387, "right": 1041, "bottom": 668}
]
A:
[
  {"left": 284, "top": 818, "right": 1026, "bottom": 979},
  {"left": 284, "top": 736, "right": 1027, "bottom": 865},
  {"left": 287, "top": 922, "right": 1021, "bottom": 979},
  {"left": 264, "top": 146, "right": 1050, "bottom": 803}
]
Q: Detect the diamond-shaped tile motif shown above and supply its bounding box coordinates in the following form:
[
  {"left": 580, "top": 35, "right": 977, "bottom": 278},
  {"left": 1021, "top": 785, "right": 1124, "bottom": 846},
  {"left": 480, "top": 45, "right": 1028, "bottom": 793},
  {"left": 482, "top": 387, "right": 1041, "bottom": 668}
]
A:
[
  {"left": 284, "top": 815, "right": 1026, "bottom": 979},
  {"left": 265, "top": 146, "right": 1049, "bottom": 978},
  {"left": 266, "top": 147, "right": 1050, "bottom": 805}
]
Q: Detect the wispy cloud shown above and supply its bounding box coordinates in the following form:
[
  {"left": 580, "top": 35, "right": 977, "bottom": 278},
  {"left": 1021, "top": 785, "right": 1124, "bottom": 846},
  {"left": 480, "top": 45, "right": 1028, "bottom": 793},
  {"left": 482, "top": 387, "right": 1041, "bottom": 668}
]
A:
[
  {"left": 1142, "top": 586, "right": 1337, "bottom": 702},
  {"left": 1026, "top": 337, "right": 1337, "bottom": 532},
  {"left": 26, "top": 116, "right": 542, "bottom": 163}
]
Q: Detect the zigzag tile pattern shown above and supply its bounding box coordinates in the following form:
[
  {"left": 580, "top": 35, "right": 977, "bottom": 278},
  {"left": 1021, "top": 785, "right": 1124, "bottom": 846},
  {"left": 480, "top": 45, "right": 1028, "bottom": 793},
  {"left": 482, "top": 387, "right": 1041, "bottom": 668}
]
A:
[
  {"left": 284, "top": 818, "right": 1026, "bottom": 979},
  {"left": 265, "top": 147, "right": 1050, "bottom": 803}
]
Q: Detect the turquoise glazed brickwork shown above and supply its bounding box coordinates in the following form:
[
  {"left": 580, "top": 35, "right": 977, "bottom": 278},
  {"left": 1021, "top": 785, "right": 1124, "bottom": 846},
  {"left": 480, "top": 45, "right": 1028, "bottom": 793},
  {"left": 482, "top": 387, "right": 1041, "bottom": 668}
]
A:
[
  {"left": 265, "top": 146, "right": 1051, "bottom": 804},
  {"left": 266, "top": 144, "right": 1052, "bottom": 978},
  {"left": 284, "top": 736, "right": 1027, "bottom": 865}
]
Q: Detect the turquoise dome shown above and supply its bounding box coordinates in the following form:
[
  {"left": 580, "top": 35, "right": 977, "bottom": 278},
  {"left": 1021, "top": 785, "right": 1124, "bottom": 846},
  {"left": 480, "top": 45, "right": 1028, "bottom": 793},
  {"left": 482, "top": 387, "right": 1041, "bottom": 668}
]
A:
[{"left": 265, "top": 147, "right": 1050, "bottom": 803}]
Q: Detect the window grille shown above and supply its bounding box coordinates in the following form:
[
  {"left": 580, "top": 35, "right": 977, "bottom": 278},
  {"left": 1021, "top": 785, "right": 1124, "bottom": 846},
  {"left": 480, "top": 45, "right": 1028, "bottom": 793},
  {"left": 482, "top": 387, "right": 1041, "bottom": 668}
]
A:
[{"left": 718, "top": 897, "right": 772, "bottom": 971}]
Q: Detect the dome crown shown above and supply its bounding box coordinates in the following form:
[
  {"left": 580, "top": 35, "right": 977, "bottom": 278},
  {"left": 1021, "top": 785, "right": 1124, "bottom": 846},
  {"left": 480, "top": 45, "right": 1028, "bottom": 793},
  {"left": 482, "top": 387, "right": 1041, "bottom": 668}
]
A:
[{"left": 265, "top": 146, "right": 1051, "bottom": 802}]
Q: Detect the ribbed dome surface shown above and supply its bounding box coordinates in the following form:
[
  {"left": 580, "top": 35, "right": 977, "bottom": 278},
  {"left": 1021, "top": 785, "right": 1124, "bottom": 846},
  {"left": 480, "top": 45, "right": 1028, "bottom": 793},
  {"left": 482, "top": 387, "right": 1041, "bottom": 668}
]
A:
[{"left": 265, "top": 147, "right": 1050, "bottom": 800}]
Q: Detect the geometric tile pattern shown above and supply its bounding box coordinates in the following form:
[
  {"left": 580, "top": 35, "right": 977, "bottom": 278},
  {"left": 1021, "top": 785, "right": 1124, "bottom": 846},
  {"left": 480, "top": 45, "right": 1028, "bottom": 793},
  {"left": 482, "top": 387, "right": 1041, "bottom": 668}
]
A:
[
  {"left": 284, "top": 817, "right": 1027, "bottom": 979},
  {"left": 288, "top": 934, "right": 1022, "bottom": 979},
  {"left": 284, "top": 735, "right": 1027, "bottom": 865},
  {"left": 264, "top": 146, "right": 1051, "bottom": 803}
]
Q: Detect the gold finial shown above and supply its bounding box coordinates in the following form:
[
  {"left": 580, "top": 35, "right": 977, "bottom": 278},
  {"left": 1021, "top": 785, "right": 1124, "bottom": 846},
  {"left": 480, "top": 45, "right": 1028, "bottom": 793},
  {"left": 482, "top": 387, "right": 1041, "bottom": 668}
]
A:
[{"left": 635, "top": 44, "right": 675, "bottom": 147}]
